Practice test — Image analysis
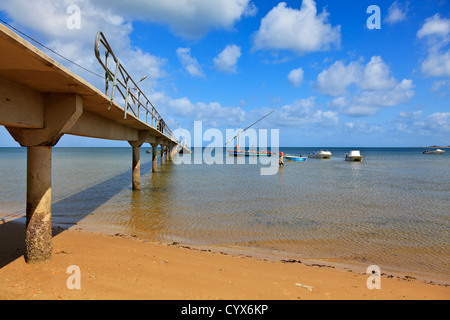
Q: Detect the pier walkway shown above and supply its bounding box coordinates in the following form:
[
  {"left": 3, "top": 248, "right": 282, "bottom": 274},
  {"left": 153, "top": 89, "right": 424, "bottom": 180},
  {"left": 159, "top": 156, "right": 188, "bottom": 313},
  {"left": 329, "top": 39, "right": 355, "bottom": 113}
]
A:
[{"left": 0, "top": 23, "right": 189, "bottom": 263}]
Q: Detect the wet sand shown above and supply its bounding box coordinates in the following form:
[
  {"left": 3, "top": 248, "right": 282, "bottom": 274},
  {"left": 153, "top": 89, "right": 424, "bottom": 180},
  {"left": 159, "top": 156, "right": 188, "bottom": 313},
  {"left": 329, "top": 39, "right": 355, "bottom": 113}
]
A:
[{"left": 0, "top": 221, "right": 448, "bottom": 300}]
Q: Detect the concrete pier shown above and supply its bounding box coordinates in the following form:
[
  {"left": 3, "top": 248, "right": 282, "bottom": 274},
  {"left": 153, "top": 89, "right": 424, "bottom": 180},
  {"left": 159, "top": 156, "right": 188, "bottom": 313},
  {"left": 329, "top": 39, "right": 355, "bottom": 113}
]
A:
[{"left": 0, "top": 23, "right": 189, "bottom": 263}]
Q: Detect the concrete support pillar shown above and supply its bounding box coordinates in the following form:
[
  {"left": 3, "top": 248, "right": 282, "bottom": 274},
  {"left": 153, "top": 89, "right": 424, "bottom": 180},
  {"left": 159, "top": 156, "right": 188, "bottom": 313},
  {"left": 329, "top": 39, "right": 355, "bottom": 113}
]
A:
[
  {"left": 161, "top": 145, "right": 165, "bottom": 165},
  {"left": 131, "top": 145, "right": 140, "bottom": 190},
  {"left": 151, "top": 143, "right": 158, "bottom": 173},
  {"left": 170, "top": 146, "right": 178, "bottom": 159},
  {"left": 128, "top": 130, "right": 149, "bottom": 191},
  {"left": 167, "top": 145, "right": 172, "bottom": 161},
  {"left": 26, "top": 146, "right": 53, "bottom": 263}
]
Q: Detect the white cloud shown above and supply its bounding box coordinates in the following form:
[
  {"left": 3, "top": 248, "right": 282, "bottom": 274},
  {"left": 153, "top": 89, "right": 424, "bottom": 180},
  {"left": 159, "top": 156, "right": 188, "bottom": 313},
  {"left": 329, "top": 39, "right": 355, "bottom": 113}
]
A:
[
  {"left": 417, "top": 14, "right": 450, "bottom": 39},
  {"left": 0, "top": 0, "right": 132, "bottom": 44},
  {"left": 384, "top": 1, "right": 408, "bottom": 25},
  {"left": 243, "top": 1, "right": 258, "bottom": 17},
  {"left": 214, "top": 44, "right": 242, "bottom": 74},
  {"left": 158, "top": 95, "right": 339, "bottom": 130},
  {"left": 275, "top": 97, "right": 338, "bottom": 127},
  {"left": 287, "top": 67, "right": 304, "bottom": 87},
  {"left": 252, "top": 0, "right": 341, "bottom": 54},
  {"left": 123, "top": 48, "right": 168, "bottom": 84},
  {"left": 394, "top": 111, "right": 450, "bottom": 134},
  {"left": 344, "top": 121, "right": 382, "bottom": 134},
  {"left": 316, "top": 57, "right": 414, "bottom": 117},
  {"left": 426, "top": 112, "right": 450, "bottom": 132},
  {"left": 176, "top": 48, "right": 205, "bottom": 78},
  {"left": 93, "top": 0, "right": 257, "bottom": 39},
  {"left": 338, "top": 79, "right": 415, "bottom": 117},
  {"left": 420, "top": 50, "right": 450, "bottom": 77},
  {"left": 316, "top": 60, "right": 362, "bottom": 96},
  {"left": 430, "top": 79, "right": 450, "bottom": 96},
  {"left": 316, "top": 56, "right": 398, "bottom": 95},
  {"left": 417, "top": 14, "right": 450, "bottom": 78},
  {"left": 150, "top": 92, "right": 246, "bottom": 127},
  {"left": 360, "top": 56, "right": 397, "bottom": 90}
]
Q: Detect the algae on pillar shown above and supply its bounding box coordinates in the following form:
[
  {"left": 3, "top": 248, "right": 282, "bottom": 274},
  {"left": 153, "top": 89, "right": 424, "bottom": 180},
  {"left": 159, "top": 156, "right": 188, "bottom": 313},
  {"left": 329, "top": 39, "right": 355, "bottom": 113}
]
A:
[{"left": 25, "top": 146, "right": 53, "bottom": 263}]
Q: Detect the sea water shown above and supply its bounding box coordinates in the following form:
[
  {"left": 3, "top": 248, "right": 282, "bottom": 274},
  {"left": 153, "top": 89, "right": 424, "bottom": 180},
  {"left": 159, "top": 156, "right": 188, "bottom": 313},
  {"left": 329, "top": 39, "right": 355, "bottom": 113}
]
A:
[{"left": 0, "top": 147, "right": 449, "bottom": 282}]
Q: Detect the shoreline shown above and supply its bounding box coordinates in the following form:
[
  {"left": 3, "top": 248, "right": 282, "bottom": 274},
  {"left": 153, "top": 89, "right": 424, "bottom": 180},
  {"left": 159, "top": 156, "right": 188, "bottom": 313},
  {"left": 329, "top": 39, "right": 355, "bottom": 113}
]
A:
[
  {"left": 2, "top": 215, "right": 450, "bottom": 286},
  {"left": 1, "top": 220, "right": 449, "bottom": 300},
  {"left": 51, "top": 221, "right": 450, "bottom": 287}
]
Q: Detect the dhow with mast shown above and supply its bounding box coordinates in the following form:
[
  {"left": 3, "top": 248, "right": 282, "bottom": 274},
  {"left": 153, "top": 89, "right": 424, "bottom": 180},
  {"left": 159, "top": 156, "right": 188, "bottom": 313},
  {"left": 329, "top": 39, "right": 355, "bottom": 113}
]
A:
[{"left": 226, "top": 111, "right": 275, "bottom": 157}]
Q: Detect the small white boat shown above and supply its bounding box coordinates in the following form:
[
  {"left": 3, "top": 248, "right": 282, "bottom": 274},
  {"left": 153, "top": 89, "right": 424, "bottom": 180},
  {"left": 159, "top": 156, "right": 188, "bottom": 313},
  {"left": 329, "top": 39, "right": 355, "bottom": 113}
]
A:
[
  {"left": 308, "top": 150, "right": 332, "bottom": 159},
  {"left": 345, "top": 150, "right": 363, "bottom": 162},
  {"left": 284, "top": 155, "right": 307, "bottom": 162},
  {"left": 423, "top": 149, "right": 445, "bottom": 155}
]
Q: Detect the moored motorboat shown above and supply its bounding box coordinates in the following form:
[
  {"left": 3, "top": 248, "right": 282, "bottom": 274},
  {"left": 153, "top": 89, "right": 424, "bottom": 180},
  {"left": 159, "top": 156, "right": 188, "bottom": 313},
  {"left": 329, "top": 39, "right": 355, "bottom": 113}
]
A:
[
  {"left": 345, "top": 150, "right": 363, "bottom": 162},
  {"left": 284, "top": 155, "right": 307, "bottom": 162},
  {"left": 308, "top": 150, "right": 332, "bottom": 159},
  {"left": 423, "top": 149, "right": 445, "bottom": 155}
]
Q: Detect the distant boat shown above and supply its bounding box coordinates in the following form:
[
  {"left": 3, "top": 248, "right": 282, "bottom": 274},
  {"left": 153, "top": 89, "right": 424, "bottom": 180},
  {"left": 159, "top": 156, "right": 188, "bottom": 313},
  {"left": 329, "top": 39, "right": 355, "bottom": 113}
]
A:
[
  {"left": 423, "top": 149, "right": 445, "bottom": 155},
  {"left": 229, "top": 149, "right": 273, "bottom": 157},
  {"left": 308, "top": 150, "right": 332, "bottom": 159},
  {"left": 345, "top": 150, "right": 363, "bottom": 162},
  {"left": 284, "top": 155, "right": 307, "bottom": 162}
]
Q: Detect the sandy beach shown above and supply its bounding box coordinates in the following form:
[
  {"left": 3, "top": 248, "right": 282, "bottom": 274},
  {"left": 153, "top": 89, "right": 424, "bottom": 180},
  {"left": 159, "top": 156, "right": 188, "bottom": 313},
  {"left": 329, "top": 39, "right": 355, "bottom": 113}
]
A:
[{"left": 0, "top": 220, "right": 448, "bottom": 300}]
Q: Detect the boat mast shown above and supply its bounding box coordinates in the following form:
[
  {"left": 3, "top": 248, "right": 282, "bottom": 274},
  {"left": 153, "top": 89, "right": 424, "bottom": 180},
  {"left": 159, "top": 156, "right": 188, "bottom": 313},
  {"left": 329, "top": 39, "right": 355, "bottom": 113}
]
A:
[{"left": 225, "top": 111, "right": 274, "bottom": 151}]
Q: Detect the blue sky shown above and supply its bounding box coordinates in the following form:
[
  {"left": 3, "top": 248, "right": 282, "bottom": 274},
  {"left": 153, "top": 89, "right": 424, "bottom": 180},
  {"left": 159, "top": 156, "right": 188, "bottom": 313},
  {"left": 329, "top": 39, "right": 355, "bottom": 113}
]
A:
[{"left": 0, "top": 0, "right": 449, "bottom": 147}]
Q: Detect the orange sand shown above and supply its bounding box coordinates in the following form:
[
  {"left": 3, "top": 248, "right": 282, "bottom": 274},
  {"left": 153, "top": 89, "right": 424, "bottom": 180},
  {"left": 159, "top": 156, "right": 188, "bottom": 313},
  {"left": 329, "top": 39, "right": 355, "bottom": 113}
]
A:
[{"left": 0, "top": 221, "right": 448, "bottom": 300}]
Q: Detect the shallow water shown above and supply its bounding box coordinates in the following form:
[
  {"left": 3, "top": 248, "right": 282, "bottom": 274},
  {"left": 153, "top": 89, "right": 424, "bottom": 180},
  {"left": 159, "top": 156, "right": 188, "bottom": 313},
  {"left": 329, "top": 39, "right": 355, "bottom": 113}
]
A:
[{"left": 1, "top": 147, "right": 449, "bottom": 281}]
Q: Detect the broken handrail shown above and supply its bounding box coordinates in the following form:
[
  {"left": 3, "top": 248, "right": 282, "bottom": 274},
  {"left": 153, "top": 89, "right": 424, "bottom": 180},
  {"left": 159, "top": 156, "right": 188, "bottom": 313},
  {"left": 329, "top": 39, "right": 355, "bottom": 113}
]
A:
[{"left": 94, "top": 31, "right": 176, "bottom": 141}]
